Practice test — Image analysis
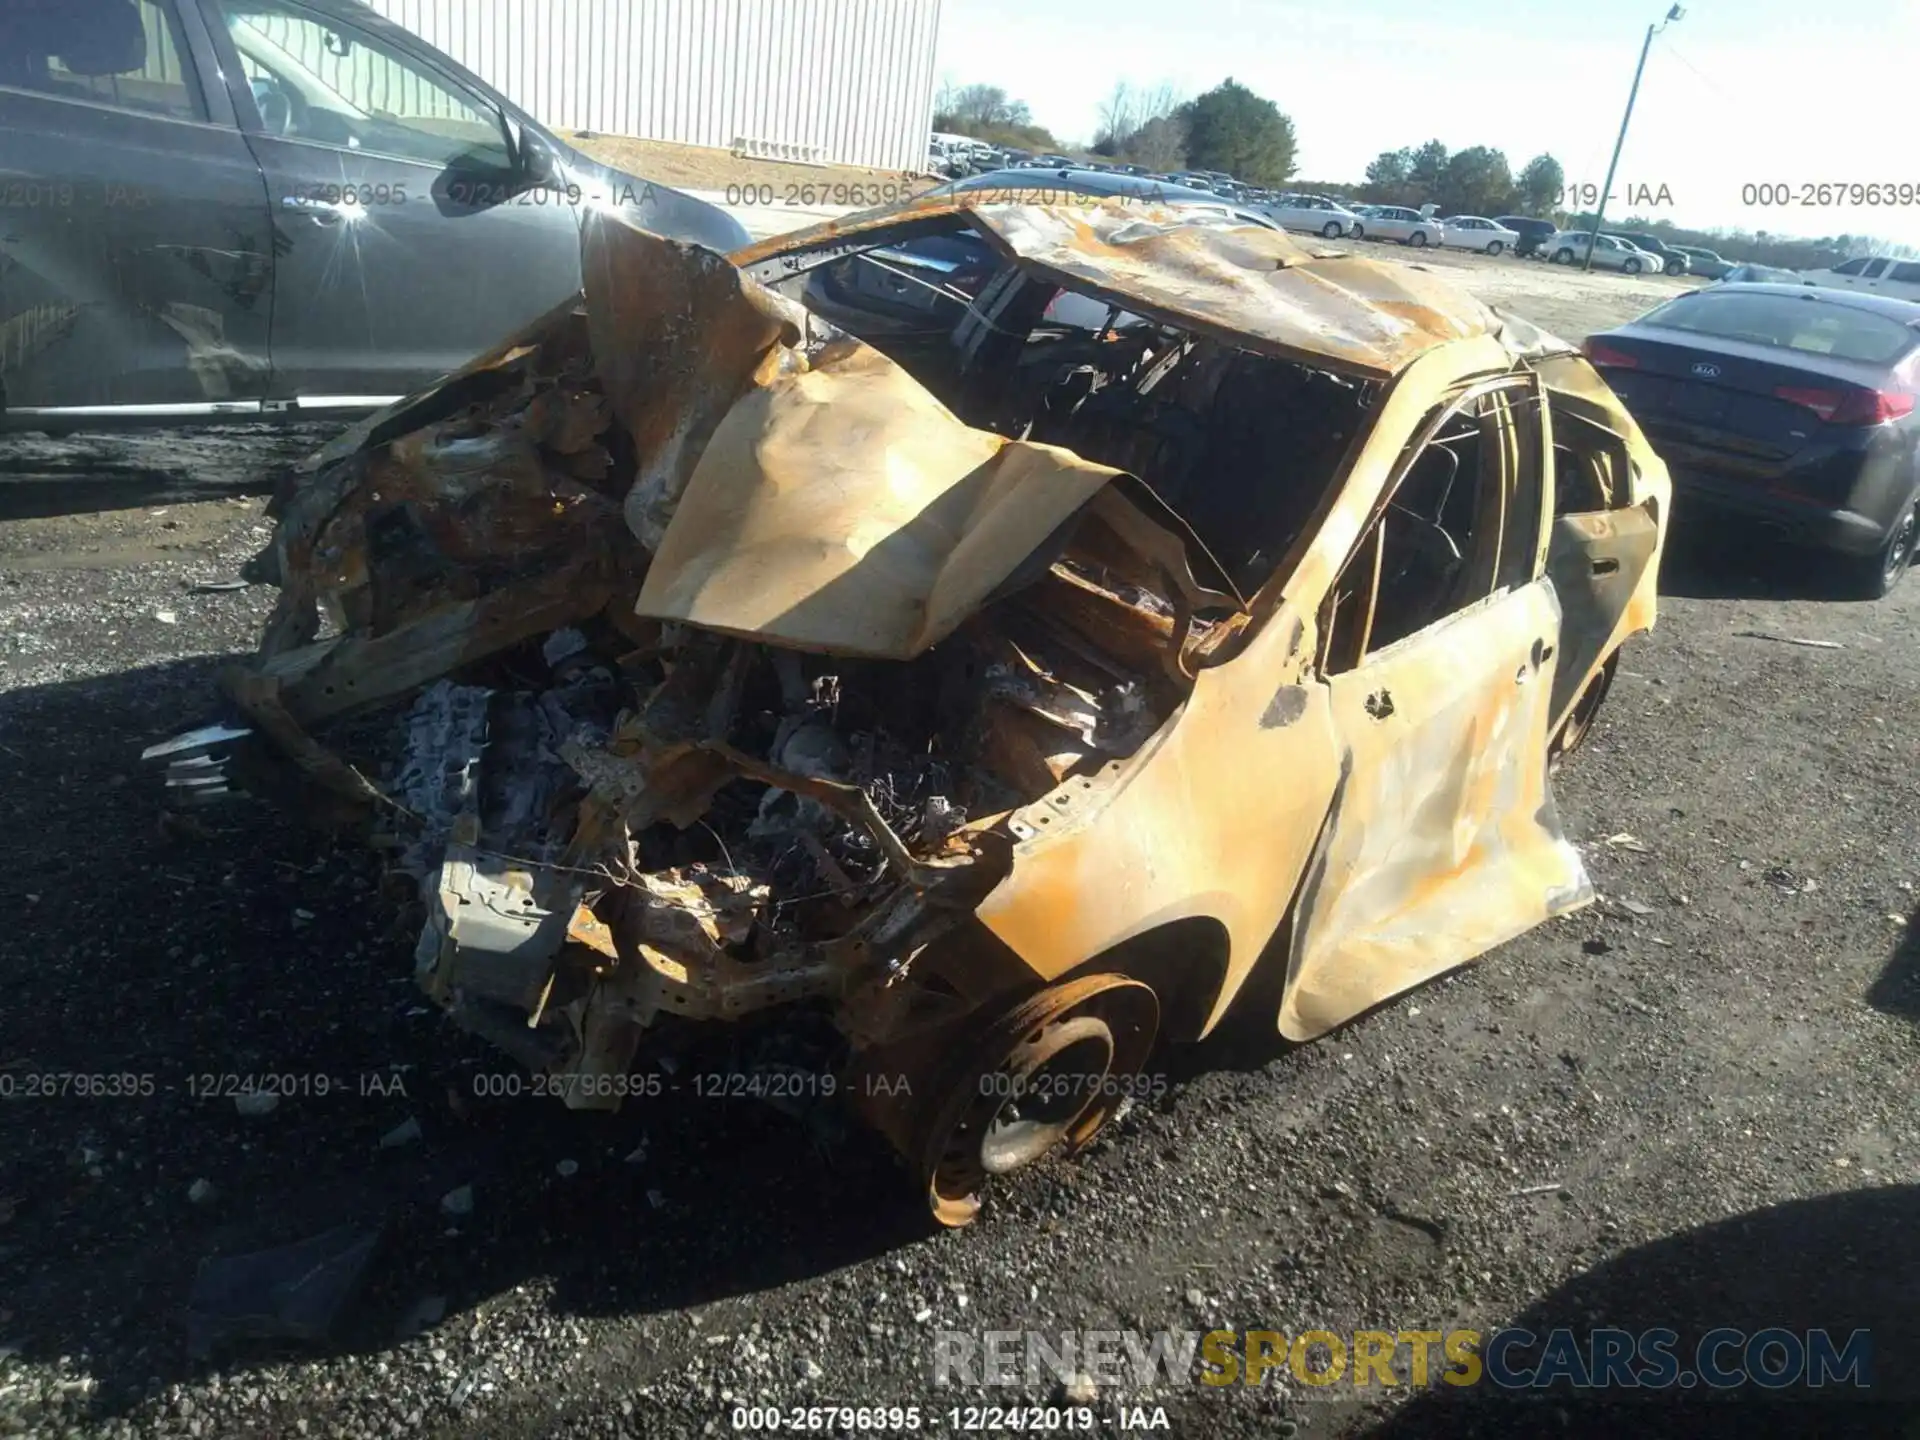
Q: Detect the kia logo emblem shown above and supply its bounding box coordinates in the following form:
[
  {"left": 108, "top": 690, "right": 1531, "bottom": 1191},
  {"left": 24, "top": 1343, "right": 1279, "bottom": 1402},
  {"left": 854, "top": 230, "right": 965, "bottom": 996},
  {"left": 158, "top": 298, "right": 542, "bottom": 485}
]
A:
[{"left": 1692, "top": 362, "right": 1721, "bottom": 378}]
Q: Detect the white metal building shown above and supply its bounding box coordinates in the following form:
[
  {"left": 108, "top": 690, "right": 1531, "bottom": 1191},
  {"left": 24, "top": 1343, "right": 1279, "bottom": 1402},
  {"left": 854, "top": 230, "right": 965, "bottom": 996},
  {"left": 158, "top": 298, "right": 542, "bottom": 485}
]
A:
[{"left": 361, "top": 0, "right": 943, "bottom": 173}]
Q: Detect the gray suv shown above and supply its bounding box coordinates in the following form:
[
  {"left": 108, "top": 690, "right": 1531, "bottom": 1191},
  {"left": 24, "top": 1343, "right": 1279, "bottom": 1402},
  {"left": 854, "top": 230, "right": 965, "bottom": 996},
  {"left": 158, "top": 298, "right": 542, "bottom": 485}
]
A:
[{"left": 0, "top": 0, "right": 746, "bottom": 432}]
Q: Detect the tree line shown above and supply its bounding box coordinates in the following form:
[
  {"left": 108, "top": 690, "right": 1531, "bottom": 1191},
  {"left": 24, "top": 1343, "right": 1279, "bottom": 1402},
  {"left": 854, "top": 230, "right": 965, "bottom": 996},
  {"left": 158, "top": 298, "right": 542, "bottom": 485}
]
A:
[
  {"left": 933, "top": 83, "right": 1903, "bottom": 264},
  {"left": 933, "top": 78, "right": 1298, "bottom": 186}
]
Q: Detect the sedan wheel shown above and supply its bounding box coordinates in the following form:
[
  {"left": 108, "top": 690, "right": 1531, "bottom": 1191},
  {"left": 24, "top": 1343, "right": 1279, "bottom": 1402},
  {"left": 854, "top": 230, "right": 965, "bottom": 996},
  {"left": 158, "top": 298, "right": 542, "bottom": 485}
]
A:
[
  {"left": 1350, "top": 223, "right": 1365, "bottom": 240},
  {"left": 1843, "top": 499, "right": 1919, "bottom": 599},
  {"left": 1623, "top": 258, "right": 1642, "bottom": 274},
  {"left": 1486, "top": 240, "right": 1504, "bottom": 256},
  {"left": 1410, "top": 230, "right": 1428, "bottom": 247},
  {"left": 1550, "top": 652, "right": 1619, "bottom": 771},
  {"left": 1552, "top": 247, "right": 1574, "bottom": 264},
  {"left": 1322, "top": 220, "right": 1342, "bottom": 239}
]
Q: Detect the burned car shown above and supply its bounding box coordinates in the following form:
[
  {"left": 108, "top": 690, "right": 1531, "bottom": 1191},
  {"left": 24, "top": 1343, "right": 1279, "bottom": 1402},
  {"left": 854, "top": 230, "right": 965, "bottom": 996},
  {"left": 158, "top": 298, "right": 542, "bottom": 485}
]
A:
[{"left": 147, "top": 196, "right": 1670, "bottom": 1225}]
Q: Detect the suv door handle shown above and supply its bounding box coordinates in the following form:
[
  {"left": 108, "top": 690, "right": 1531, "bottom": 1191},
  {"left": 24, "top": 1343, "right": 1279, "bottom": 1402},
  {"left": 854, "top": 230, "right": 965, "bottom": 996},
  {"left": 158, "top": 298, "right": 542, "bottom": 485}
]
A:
[{"left": 281, "top": 195, "right": 344, "bottom": 224}]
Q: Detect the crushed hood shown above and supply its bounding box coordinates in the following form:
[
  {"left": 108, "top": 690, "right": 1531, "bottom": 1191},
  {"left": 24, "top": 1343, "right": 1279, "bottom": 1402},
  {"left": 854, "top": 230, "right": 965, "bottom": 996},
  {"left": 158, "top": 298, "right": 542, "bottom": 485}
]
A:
[{"left": 633, "top": 340, "right": 1125, "bottom": 658}]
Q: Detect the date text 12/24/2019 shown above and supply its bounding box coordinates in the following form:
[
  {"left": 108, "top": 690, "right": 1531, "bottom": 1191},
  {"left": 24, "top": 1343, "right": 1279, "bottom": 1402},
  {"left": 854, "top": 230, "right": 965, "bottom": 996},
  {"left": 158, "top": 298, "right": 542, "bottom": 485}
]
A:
[{"left": 728, "top": 1405, "right": 1184, "bottom": 1432}]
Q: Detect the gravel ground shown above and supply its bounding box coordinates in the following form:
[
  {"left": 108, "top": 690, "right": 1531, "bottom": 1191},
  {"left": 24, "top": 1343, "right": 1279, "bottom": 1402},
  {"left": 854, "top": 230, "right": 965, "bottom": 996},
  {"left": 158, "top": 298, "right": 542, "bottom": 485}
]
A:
[{"left": 1, "top": 264, "right": 1916, "bottom": 1440}]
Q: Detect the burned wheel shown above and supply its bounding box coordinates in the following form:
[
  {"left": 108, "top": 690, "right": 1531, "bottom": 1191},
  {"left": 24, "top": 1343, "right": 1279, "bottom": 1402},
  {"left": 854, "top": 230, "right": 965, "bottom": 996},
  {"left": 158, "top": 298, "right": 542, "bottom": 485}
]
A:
[
  {"left": 1550, "top": 651, "right": 1618, "bottom": 771},
  {"left": 917, "top": 974, "right": 1158, "bottom": 1227}
]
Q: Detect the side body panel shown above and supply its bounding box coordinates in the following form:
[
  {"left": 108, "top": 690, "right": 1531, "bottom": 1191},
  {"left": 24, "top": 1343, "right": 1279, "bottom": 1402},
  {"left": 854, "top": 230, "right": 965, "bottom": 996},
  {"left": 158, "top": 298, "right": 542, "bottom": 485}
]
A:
[
  {"left": 1280, "top": 580, "right": 1591, "bottom": 1040},
  {"left": 973, "top": 337, "right": 1523, "bottom": 1035},
  {"left": 202, "top": 0, "right": 584, "bottom": 400}
]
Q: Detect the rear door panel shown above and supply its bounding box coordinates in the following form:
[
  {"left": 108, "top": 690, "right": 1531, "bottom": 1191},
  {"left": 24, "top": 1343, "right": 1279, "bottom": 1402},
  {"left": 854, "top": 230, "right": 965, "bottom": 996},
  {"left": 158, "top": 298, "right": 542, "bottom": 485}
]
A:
[{"left": 1544, "top": 502, "right": 1659, "bottom": 727}]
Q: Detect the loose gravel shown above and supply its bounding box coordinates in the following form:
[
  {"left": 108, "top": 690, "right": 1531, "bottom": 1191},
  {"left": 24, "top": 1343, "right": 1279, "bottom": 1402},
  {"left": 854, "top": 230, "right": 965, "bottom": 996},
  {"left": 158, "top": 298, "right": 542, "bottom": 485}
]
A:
[{"left": 1, "top": 279, "right": 1915, "bottom": 1440}]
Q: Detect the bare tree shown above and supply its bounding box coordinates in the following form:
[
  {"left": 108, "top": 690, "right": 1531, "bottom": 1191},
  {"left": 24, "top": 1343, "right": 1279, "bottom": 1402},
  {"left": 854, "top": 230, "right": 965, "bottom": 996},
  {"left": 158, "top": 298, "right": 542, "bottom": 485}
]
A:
[
  {"left": 1123, "top": 111, "right": 1189, "bottom": 171},
  {"left": 1094, "top": 80, "right": 1183, "bottom": 158}
]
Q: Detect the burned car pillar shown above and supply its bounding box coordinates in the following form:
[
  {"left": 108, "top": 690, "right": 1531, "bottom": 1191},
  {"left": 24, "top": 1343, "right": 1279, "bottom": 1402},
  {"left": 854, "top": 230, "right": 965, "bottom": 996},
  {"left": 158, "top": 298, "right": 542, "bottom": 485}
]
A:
[{"left": 147, "top": 199, "right": 1669, "bottom": 1226}]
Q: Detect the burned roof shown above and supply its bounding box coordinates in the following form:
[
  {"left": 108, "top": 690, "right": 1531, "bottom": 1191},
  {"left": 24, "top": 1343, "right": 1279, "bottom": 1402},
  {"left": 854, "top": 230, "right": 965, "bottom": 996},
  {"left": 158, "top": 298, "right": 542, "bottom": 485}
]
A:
[{"left": 732, "top": 196, "right": 1536, "bottom": 380}]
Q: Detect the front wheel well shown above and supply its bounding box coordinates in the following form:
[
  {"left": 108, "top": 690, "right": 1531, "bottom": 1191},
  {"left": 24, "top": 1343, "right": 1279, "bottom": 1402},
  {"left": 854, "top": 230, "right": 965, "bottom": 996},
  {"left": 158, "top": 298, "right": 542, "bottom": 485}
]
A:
[{"left": 1062, "top": 917, "right": 1231, "bottom": 1045}]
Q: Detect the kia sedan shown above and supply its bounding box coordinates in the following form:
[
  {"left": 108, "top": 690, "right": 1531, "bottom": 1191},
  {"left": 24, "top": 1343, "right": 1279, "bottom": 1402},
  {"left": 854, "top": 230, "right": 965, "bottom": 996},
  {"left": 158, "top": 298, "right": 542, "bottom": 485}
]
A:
[{"left": 1587, "top": 285, "right": 1920, "bottom": 596}]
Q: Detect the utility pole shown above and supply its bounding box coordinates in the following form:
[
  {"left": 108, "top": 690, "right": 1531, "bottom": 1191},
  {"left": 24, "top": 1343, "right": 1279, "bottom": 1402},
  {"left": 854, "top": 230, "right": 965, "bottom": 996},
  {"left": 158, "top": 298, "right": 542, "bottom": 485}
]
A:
[{"left": 1583, "top": 5, "right": 1684, "bottom": 272}]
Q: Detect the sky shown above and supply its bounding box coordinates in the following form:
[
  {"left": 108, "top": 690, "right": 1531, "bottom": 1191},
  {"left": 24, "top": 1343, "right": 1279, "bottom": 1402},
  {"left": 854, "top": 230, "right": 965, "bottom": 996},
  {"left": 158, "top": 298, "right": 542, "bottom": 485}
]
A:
[{"left": 931, "top": 0, "right": 1920, "bottom": 248}]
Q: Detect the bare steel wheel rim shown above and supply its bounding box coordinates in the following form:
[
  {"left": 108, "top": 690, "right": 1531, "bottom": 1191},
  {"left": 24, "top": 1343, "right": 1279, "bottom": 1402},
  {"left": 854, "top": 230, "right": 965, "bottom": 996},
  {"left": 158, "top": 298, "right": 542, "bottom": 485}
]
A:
[
  {"left": 917, "top": 974, "right": 1159, "bottom": 1227},
  {"left": 978, "top": 1016, "right": 1114, "bottom": 1176}
]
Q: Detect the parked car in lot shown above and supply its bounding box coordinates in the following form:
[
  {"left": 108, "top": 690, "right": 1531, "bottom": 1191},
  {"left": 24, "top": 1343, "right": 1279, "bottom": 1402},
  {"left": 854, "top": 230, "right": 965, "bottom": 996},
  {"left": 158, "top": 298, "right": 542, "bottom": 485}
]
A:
[
  {"left": 1614, "top": 233, "right": 1691, "bottom": 275},
  {"left": 1717, "top": 263, "right": 1810, "bottom": 286},
  {"left": 0, "top": 0, "right": 746, "bottom": 432},
  {"left": 1348, "top": 204, "right": 1443, "bottom": 247},
  {"left": 1586, "top": 284, "right": 1920, "bottom": 596},
  {"left": 1494, "top": 215, "right": 1558, "bottom": 259},
  {"left": 148, "top": 191, "right": 1668, "bottom": 1224},
  {"left": 1257, "top": 192, "right": 1363, "bottom": 238},
  {"left": 1439, "top": 216, "right": 1521, "bottom": 255},
  {"left": 1798, "top": 256, "right": 1920, "bottom": 303},
  {"left": 1670, "top": 245, "right": 1734, "bottom": 279},
  {"left": 925, "top": 168, "right": 1279, "bottom": 228},
  {"left": 1548, "top": 232, "right": 1656, "bottom": 273}
]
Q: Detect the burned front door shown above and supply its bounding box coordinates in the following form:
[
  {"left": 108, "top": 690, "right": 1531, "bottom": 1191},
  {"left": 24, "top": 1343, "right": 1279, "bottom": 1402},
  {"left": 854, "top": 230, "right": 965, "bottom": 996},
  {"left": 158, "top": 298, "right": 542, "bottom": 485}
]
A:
[{"left": 1281, "top": 376, "right": 1593, "bottom": 1041}]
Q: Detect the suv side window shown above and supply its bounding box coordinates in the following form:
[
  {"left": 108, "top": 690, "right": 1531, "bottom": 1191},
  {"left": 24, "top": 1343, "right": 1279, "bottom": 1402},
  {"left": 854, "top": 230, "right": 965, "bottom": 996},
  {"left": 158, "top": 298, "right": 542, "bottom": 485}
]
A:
[
  {"left": 1861, "top": 259, "right": 1889, "bottom": 279},
  {"left": 1321, "top": 378, "right": 1546, "bottom": 672},
  {"left": 1831, "top": 258, "right": 1869, "bottom": 276},
  {"left": 0, "top": 0, "right": 204, "bottom": 121},
  {"left": 1888, "top": 262, "right": 1920, "bottom": 285},
  {"left": 210, "top": 0, "right": 511, "bottom": 169}
]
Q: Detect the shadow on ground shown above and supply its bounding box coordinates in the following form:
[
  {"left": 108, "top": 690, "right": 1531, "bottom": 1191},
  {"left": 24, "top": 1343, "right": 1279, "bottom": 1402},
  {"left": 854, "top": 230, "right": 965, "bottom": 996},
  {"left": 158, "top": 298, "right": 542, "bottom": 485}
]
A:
[
  {"left": 1867, "top": 897, "right": 1920, "bottom": 1027},
  {"left": 1358, "top": 1185, "right": 1920, "bottom": 1438},
  {"left": 1656, "top": 514, "right": 1870, "bottom": 603},
  {"left": 0, "top": 657, "right": 928, "bottom": 1425},
  {"left": 0, "top": 423, "right": 337, "bottom": 520}
]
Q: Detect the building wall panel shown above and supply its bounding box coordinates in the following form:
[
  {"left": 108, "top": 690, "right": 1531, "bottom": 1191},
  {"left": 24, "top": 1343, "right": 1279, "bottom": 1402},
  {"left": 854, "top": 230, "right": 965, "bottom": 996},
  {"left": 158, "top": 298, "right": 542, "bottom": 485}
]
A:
[{"left": 361, "top": 0, "right": 940, "bottom": 172}]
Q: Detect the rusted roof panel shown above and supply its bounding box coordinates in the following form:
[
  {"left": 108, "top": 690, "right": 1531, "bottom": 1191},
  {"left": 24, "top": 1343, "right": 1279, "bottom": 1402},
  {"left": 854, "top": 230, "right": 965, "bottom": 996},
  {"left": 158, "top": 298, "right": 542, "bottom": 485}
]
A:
[
  {"left": 966, "top": 203, "right": 1502, "bottom": 379},
  {"left": 732, "top": 197, "right": 1507, "bottom": 379}
]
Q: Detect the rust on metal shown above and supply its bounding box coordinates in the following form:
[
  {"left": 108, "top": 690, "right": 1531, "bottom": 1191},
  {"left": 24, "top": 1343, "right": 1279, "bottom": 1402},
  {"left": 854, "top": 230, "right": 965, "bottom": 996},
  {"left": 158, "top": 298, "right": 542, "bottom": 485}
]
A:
[{"left": 158, "top": 193, "right": 1671, "bottom": 1226}]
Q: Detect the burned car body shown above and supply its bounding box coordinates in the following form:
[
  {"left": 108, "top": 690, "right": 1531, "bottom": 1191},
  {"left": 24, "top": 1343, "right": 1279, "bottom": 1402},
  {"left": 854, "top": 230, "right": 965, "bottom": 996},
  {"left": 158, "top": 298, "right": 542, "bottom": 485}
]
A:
[{"left": 149, "top": 197, "right": 1670, "bottom": 1225}]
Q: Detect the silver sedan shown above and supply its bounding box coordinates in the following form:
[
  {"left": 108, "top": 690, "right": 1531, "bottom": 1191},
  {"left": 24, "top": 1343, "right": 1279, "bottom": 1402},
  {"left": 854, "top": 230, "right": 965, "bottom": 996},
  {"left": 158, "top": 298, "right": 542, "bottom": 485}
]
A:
[
  {"left": 1545, "top": 231, "right": 1657, "bottom": 273},
  {"left": 1255, "top": 192, "right": 1364, "bottom": 239},
  {"left": 1349, "top": 204, "right": 1445, "bottom": 247}
]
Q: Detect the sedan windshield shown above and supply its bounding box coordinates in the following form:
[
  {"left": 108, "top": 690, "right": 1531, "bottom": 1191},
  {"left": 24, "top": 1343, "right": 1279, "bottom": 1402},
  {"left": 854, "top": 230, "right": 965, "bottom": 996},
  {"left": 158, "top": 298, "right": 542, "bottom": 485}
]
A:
[{"left": 1641, "top": 290, "right": 1919, "bottom": 364}]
